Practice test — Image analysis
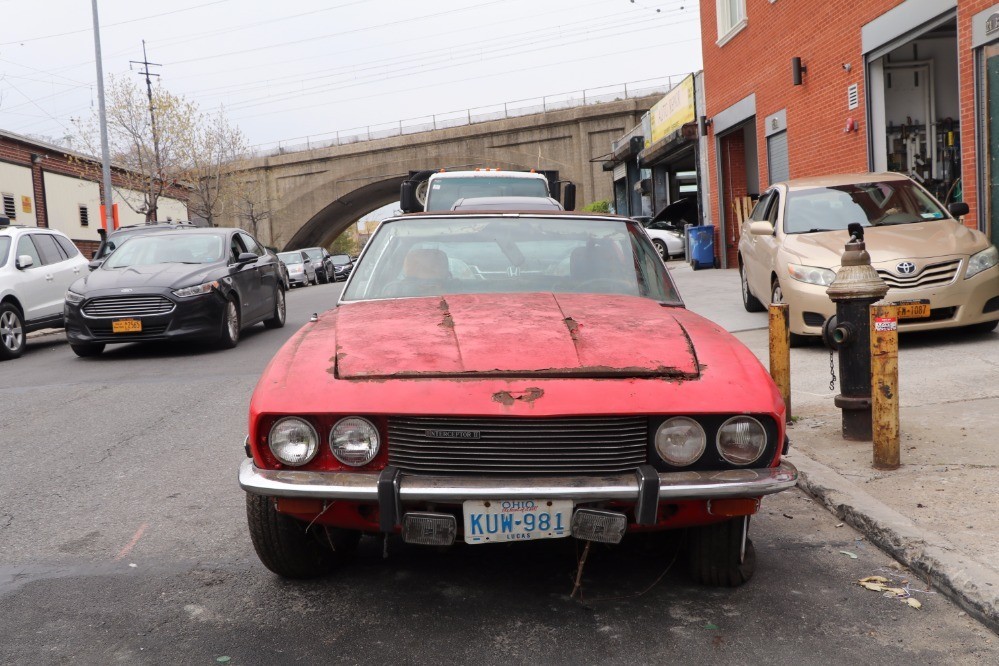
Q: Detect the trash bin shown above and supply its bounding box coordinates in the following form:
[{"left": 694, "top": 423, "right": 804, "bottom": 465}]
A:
[{"left": 688, "top": 225, "right": 715, "bottom": 270}]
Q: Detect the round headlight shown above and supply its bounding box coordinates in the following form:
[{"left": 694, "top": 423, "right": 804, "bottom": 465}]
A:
[
  {"left": 655, "top": 417, "right": 706, "bottom": 466},
  {"left": 717, "top": 416, "right": 767, "bottom": 465},
  {"left": 268, "top": 417, "right": 319, "bottom": 467},
  {"left": 330, "top": 417, "right": 380, "bottom": 466}
]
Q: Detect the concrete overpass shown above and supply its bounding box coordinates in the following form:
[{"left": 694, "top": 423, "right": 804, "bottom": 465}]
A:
[{"left": 219, "top": 95, "right": 660, "bottom": 250}]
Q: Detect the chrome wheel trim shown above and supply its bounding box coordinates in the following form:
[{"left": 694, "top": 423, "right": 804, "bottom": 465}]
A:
[
  {"left": 653, "top": 240, "right": 666, "bottom": 259},
  {"left": 740, "top": 266, "right": 749, "bottom": 302},
  {"left": 771, "top": 282, "right": 784, "bottom": 305},
  {"left": 226, "top": 301, "right": 239, "bottom": 340},
  {"left": 1, "top": 310, "right": 23, "bottom": 351}
]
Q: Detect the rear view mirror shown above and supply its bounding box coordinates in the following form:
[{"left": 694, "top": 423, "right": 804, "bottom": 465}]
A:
[
  {"left": 749, "top": 221, "right": 775, "bottom": 236},
  {"left": 16, "top": 254, "right": 34, "bottom": 270},
  {"left": 237, "top": 252, "right": 258, "bottom": 264},
  {"left": 948, "top": 202, "right": 970, "bottom": 217},
  {"left": 562, "top": 183, "right": 577, "bottom": 211},
  {"left": 400, "top": 181, "right": 421, "bottom": 213}
]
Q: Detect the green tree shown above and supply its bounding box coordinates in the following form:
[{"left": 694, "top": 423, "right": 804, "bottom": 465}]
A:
[{"left": 582, "top": 200, "right": 611, "bottom": 213}]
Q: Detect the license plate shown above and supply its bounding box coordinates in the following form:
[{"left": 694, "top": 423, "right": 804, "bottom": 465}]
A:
[
  {"left": 463, "top": 499, "right": 572, "bottom": 544},
  {"left": 111, "top": 318, "right": 142, "bottom": 333},
  {"left": 894, "top": 300, "right": 930, "bottom": 319}
]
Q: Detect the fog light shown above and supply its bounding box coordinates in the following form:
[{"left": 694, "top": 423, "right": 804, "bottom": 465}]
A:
[
  {"left": 571, "top": 509, "right": 627, "bottom": 544},
  {"left": 402, "top": 512, "right": 456, "bottom": 546}
]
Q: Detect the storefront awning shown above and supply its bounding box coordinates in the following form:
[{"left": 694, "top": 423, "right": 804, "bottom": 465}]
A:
[
  {"left": 639, "top": 122, "right": 699, "bottom": 168},
  {"left": 602, "top": 135, "right": 645, "bottom": 171}
]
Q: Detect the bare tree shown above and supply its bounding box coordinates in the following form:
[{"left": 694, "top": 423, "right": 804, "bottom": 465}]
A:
[
  {"left": 180, "top": 108, "right": 248, "bottom": 227},
  {"left": 74, "top": 74, "right": 196, "bottom": 222},
  {"left": 235, "top": 180, "right": 273, "bottom": 243}
]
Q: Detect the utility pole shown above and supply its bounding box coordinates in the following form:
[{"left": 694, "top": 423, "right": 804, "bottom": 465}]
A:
[
  {"left": 90, "top": 0, "right": 114, "bottom": 234},
  {"left": 131, "top": 40, "right": 161, "bottom": 222}
]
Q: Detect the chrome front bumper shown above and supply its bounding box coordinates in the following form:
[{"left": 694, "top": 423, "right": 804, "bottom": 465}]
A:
[{"left": 238, "top": 458, "right": 798, "bottom": 503}]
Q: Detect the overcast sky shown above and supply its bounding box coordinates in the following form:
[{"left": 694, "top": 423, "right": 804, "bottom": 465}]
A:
[{"left": 0, "top": 0, "right": 702, "bottom": 152}]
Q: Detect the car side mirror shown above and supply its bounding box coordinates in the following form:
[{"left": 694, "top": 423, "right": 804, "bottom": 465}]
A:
[
  {"left": 237, "top": 252, "right": 258, "bottom": 264},
  {"left": 948, "top": 202, "right": 970, "bottom": 217},
  {"left": 88, "top": 259, "right": 104, "bottom": 271},
  {"left": 562, "top": 183, "right": 577, "bottom": 211},
  {"left": 16, "top": 254, "right": 34, "bottom": 270},
  {"left": 749, "top": 221, "right": 775, "bottom": 236},
  {"left": 400, "top": 181, "right": 421, "bottom": 213}
]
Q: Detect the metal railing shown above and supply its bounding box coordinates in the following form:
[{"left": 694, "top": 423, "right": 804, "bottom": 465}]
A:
[{"left": 247, "top": 77, "right": 678, "bottom": 158}]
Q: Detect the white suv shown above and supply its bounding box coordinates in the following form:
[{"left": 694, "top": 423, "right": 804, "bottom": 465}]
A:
[{"left": 0, "top": 221, "right": 89, "bottom": 360}]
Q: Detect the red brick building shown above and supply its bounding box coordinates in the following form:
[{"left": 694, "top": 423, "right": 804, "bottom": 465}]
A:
[
  {"left": 699, "top": 0, "right": 999, "bottom": 267},
  {"left": 0, "top": 130, "right": 189, "bottom": 256}
]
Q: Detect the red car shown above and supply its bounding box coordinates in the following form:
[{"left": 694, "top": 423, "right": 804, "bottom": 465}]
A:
[{"left": 239, "top": 212, "right": 798, "bottom": 586}]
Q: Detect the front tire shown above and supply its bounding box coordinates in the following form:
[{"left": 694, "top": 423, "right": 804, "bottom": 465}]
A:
[
  {"left": 741, "top": 262, "right": 765, "bottom": 312},
  {"left": 70, "top": 342, "right": 105, "bottom": 357},
  {"left": 217, "top": 298, "right": 240, "bottom": 349},
  {"left": 0, "top": 303, "right": 25, "bottom": 360},
  {"left": 686, "top": 517, "right": 756, "bottom": 587},
  {"left": 245, "top": 494, "right": 358, "bottom": 579},
  {"left": 652, "top": 239, "right": 668, "bottom": 261},
  {"left": 264, "top": 288, "right": 286, "bottom": 329}
]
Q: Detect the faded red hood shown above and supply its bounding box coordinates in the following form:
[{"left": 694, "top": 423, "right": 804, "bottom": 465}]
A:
[{"left": 334, "top": 293, "right": 698, "bottom": 379}]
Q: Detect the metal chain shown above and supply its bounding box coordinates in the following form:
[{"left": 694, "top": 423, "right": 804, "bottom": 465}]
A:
[{"left": 829, "top": 350, "right": 837, "bottom": 392}]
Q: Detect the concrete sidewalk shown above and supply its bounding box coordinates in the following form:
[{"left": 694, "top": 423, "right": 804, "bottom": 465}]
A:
[{"left": 669, "top": 261, "right": 999, "bottom": 634}]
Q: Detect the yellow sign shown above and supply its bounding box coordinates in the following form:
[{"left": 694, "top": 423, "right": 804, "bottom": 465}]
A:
[
  {"left": 647, "top": 75, "right": 696, "bottom": 146},
  {"left": 21, "top": 196, "right": 32, "bottom": 214}
]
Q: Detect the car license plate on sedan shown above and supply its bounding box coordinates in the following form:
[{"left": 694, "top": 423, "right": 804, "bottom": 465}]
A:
[
  {"left": 894, "top": 300, "right": 930, "bottom": 319},
  {"left": 111, "top": 318, "right": 142, "bottom": 333},
  {"left": 463, "top": 499, "right": 572, "bottom": 544}
]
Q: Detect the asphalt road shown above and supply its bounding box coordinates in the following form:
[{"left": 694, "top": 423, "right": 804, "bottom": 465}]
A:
[{"left": 1, "top": 281, "right": 996, "bottom": 664}]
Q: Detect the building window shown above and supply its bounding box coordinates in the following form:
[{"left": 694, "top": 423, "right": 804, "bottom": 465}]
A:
[
  {"left": 716, "top": 0, "right": 747, "bottom": 45},
  {"left": 2, "top": 194, "right": 16, "bottom": 219},
  {"left": 79, "top": 205, "right": 89, "bottom": 227}
]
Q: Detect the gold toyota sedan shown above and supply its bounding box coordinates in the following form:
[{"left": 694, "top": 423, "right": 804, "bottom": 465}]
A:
[{"left": 738, "top": 172, "right": 999, "bottom": 344}]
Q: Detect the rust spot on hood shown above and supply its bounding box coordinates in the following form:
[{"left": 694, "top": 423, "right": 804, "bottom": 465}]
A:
[
  {"left": 563, "top": 316, "right": 581, "bottom": 341},
  {"left": 492, "top": 387, "right": 545, "bottom": 406},
  {"left": 440, "top": 313, "right": 455, "bottom": 329}
]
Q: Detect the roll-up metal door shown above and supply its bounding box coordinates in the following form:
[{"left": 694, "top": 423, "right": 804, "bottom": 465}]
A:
[{"left": 767, "top": 131, "right": 789, "bottom": 184}]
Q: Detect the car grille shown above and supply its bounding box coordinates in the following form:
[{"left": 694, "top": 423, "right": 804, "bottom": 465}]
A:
[
  {"left": 82, "top": 296, "right": 175, "bottom": 318},
  {"left": 387, "top": 416, "right": 648, "bottom": 475},
  {"left": 876, "top": 259, "right": 960, "bottom": 290}
]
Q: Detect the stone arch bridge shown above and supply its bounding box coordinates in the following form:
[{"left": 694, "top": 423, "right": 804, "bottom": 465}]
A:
[{"left": 219, "top": 96, "right": 658, "bottom": 250}]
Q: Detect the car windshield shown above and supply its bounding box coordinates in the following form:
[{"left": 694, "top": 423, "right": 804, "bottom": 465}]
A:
[
  {"left": 341, "top": 215, "right": 682, "bottom": 304},
  {"left": 104, "top": 234, "right": 223, "bottom": 268},
  {"left": 331, "top": 254, "right": 351, "bottom": 264},
  {"left": 0, "top": 237, "right": 10, "bottom": 265},
  {"left": 303, "top": 249, "right": 322, "bottom": 260},
  {"left": 425, "top": 177, "right": 549, "bottom": 211},
  {"left": 278, "top": 252, "right": 304, "bottom": 265},
  {"left": 784, "top": 180, "right": 948, "bottom": 233}
]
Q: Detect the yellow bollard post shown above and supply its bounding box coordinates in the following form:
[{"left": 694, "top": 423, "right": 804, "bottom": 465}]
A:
[
  {"left": 768, "top": 303, "right": 791, "bottom": 422},
  {"left": 870, "top": 303, "right": 899, "bottom": 470}
]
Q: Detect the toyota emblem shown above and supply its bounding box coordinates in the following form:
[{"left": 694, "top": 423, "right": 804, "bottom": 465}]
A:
[{"left": 895, "top": 261, "right": 916, "bottom": 275}]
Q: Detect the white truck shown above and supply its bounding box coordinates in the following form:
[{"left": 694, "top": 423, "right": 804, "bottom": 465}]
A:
[{"left": 400, "top": 169, "right": 576, "bottom": 212}]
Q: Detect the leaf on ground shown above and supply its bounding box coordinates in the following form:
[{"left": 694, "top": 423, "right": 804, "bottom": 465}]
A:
[
  {"left": 860, "top": 582, "right": 888, "bottom": 592},
  {"left": 216, "top": 658, "right": 231, "bottom": 664},
  {"left": 840, "top": 550, "right": 858, "bottom": 559},
  {"left": 704, "top": 623, "right": 720, "bottom": 630},
  {"left": 906, "top": 598, "right": 922, "bottom": 609},
  {"left": 886, "top": 588, "right": 907, "bottom": 597},
  {"left": 859, "top": 576, "right": 889, "bottom": 583}
]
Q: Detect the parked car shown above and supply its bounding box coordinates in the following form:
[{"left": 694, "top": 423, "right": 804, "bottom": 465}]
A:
[
  {"left": 277, "top": 250, "right": 317, "bottom": 287},
  {"left": 638, "top": 218, "right": 685, "bottom": 260},
  {"left": 738, "top": 172, "right": 999, "bottom": 344},
  {"left": 92, "top": 221, "right": 199, "bottom": 261},
  {"left": 64, "top": 228, "right": 285, "bottom": 356},
  {"left": 302, "top": 247, "right": 334, "bottom": 284},
  {"left": 330, "top": 253, "right": 354, "bottom": 282},
  {"left": 450, "top": 196, "right": 564, "bottom": 211},
  {"left": 239, "top": 211, "right": 798, "bottom": 584},
  {"left": 0, "top": 220, "right": 89, "bottom": 360}
]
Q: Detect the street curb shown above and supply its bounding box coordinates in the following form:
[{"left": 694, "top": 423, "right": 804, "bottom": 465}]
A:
[
  {"left": 787, "top": 451, "right": 999, "bottom": 635},
  {"left": 26, "top": 328, "right": 62, "bottom": 340}
]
